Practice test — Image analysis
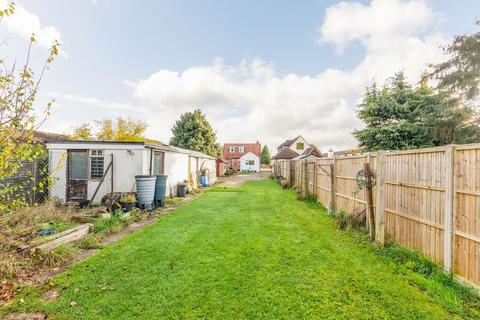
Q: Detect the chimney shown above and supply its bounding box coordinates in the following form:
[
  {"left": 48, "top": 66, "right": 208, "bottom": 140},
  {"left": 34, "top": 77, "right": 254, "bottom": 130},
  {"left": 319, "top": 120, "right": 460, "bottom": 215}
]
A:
[{"left": 327, "top": 148, "right": 334, "bottom": 158}]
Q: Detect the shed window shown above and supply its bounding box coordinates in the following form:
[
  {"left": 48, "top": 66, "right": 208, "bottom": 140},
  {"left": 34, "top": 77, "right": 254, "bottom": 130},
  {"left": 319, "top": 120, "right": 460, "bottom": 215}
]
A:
[
  {"left": 153, "top": 151, "right": 164, "bottom": 175},
  {"left": 90, "top": 150, "right": 104, "bottom": 179},
  {"left": 246, "top": 160, "right": 255, "bottom": 165}
]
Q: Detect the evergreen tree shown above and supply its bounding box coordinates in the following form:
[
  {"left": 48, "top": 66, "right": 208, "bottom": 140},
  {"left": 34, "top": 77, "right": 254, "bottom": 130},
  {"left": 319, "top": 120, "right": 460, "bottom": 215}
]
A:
[
  {"left": 430, "top": 21, "right": 480, "bottom": 102},
  {"left": 260, "top": 145, "right": 271, "bottom": 165},
  {"left": 354, "top": 72, "right": 480, "bottom": 151},
  {"left": 169, "top": 109, "right": 222, "bottom": 157}
]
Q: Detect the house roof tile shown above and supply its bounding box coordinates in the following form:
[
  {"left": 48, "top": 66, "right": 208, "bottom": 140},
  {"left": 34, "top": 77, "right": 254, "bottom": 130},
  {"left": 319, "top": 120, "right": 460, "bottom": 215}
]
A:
[{"left": 272, "top": 148, "right": 300, "bottom": 160}]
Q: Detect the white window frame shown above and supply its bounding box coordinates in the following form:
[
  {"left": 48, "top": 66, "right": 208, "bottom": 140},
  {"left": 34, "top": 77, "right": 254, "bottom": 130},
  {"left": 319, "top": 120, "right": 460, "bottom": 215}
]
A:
[
  {"left": 229, "top": 146, "right": 236, "bottom": 153},
  {"left": 246, "top": 160, "right": 255, "bottom": 166},
  {"left": 89, "top": 149, "right": 104, "bottom": 180},
  {"left": 239, "top": 146, "right": 245, "bottom": 153}
]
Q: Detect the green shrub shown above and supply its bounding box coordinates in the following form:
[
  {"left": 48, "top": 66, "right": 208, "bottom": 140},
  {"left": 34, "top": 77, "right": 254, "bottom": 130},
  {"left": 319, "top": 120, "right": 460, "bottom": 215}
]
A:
[
  {"left": 94, "top": 212, "right": 127, "bottom": 235},
  {"left": 33, "top": 245, "right": 77, "bottom": 267},
  {"left": 74, "top": 234, "right": 102, "bottom": 250},
  {"left": 331, "top": 209, "right": 365, "bottom": 231}
]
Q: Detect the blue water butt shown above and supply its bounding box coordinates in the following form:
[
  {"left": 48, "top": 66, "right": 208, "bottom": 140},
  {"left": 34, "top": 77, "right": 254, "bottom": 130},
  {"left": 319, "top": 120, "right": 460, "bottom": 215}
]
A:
[{"left": 200, "top": 175, "right": 208, "bottom": 187}]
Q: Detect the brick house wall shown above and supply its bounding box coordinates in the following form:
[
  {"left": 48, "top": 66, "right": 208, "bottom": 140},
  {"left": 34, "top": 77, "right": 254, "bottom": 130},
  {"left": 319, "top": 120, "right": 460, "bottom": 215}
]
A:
[{"left": 223, "top": 143, "right": 261, "bottom": 171}]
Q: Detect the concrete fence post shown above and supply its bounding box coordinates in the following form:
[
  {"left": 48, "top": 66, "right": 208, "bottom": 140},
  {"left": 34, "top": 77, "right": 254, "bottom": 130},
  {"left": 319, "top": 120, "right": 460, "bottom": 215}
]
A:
[
  {"left": 444, "top": 145, "right": 455, "bottom": 273},
  {"left": 375, "top": 152, "right": 386, "bottom": 246},
  {"left": 329, "top": 157, "right": 337, "bottom": 214}
]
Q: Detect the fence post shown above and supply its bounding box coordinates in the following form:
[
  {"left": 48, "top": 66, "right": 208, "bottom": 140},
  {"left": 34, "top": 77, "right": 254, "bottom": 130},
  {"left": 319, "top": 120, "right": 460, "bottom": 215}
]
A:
[
  {"left": 366, "top": 154, "right": 372, "bottom": 231},
  {"left": 329, "top": 157, "right": 336, "bottom": 214},
  {"left": 375, "top": 152, "right": 386, "bottom": 246},
  {"left": 111, "top": 153, "right": 114, "bottom": 195},
  {"left": 444, "top": 145, "right": 455, "bottom": 273},
  {"left": 313, "top": 160, "right": 317, "bottom": 197}
]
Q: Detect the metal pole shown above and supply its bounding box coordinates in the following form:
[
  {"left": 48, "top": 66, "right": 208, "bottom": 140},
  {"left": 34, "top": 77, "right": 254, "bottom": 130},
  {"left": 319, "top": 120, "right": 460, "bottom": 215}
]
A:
[{"left": 111, "top": 153, "right": 114, "bottom": 195}]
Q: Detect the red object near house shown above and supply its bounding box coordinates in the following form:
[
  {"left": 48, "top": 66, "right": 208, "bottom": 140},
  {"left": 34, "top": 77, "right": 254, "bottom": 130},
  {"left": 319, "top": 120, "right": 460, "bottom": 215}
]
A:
[{"left": 223, "top": 142, "right": 261, "bottom": 171}]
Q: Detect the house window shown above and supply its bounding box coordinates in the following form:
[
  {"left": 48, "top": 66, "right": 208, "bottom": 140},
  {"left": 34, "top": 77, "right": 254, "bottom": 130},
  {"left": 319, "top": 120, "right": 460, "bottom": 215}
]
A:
[
  {"left": 239, "top": 146, "right": 244, "bottom": 153},
  {"left": 246, "top": 160, "right": 255, "bottom": 165},
  {"left": 296, "top": 143, "right": 304, "bottom": 150},
  {"left": 90, "top": 150, "right": 104, "bottom": 179},
  {"left": 229, "top": 146, "right": 236, "bottom": 153}
]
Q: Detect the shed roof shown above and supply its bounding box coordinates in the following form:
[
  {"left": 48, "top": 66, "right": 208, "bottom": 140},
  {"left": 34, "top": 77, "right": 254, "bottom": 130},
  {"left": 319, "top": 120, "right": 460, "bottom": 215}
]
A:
[
  {"left": 46, "top": 140, "right": 215, "bottom": 160},
  {"left": 292, "top": 145, "right": 323, "bottom": 160}
]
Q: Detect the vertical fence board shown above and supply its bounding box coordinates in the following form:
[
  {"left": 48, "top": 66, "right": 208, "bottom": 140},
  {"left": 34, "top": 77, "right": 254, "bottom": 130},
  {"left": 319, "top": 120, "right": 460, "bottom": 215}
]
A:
[{"left": 272, "top": 144, "right": 480, "bottom": 287}]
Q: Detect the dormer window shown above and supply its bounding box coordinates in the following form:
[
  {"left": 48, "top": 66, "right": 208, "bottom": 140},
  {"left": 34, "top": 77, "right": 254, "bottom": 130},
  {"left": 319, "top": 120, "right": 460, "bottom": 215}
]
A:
[{"left": 296, "top": 143, "right": 304, "bottom": 150}]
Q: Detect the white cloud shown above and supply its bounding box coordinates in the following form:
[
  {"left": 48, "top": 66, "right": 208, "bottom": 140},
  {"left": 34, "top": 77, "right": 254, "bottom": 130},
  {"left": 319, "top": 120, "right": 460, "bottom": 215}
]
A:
[
  {"left": 127, "top": 0, "right": 446, "bottom": 153},
  {"left": 319, "top": 0, "right": 439, "bottom": 53},
  {"left": 1, "top": 3, "right": 65, "bottom": 54},
  {"left": 49, "top": 92, "right": 139, "bottom": 112}
]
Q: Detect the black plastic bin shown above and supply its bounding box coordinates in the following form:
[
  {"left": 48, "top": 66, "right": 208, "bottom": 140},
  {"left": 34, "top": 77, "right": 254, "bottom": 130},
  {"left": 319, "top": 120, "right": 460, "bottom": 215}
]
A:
[{"left": 177, "top": 182, "right": 187, "bottom": 197}]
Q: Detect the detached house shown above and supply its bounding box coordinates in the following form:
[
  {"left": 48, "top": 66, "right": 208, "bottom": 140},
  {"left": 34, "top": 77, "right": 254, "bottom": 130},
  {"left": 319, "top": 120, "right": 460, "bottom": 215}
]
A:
[
  {"left": 272, "top": 135, "right": 311, "bottom": 161},
  {"left": 223, "top": 142, "right": 261, "bottom": 172}
]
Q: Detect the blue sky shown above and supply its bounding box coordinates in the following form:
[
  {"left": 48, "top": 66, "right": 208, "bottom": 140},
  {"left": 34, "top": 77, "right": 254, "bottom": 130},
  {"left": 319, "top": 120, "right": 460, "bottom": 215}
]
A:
[{"left": 1, "top": 0, "right": 479, "bottom": 152}]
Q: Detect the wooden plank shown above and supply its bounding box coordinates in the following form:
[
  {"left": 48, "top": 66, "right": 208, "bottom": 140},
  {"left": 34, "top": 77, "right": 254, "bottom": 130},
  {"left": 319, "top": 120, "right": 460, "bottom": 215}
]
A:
[
  {"left": 385, "top": 209, "right": 445, "bottom": 230},
  {"left": 364, "top": 162, "right": 375, "bottom": 240},
  {"left": 385, "top": 145, "right": 449, "bottom": 156},
  {"left": 386, "top": 181, "right": 445, "bottom": 192},
  {"left": 336, "top": 192, "right": 367, "bottom": 204},
  {"left": 456, "top": 230, "right": 480, "bottom": 243},
  {"left": 444, "top": 145, "right": 454, "bottom": 273},
  {"left": 456, "top": 189, "right": 480, "bottom": 196},
  {"left": 36, "top": 223, "right": 93, "bottom": 251},
  {"left": 335, "top": 175, "right": 357, "bottom": 181}
]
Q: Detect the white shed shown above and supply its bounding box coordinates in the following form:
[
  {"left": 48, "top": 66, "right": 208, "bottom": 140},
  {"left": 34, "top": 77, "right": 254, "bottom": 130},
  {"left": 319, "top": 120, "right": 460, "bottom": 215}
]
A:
[
  {"left": 239, "top": 152, "right": 260, "bottom": 172},
  {"left": 46, "top": 140, "right": 216, "bottom": 205}
]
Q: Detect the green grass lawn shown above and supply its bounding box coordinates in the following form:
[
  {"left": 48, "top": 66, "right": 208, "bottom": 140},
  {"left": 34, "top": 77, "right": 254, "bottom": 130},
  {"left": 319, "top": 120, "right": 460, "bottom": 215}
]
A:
[{"left": 3, "top": 180, "right": 473, "bottom": 319}]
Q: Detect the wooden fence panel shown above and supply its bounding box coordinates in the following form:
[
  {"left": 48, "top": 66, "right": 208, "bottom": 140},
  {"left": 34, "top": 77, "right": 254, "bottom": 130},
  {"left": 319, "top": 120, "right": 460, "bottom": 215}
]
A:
[
  {"left": 334, "top": 156, "right": 370, "bottom": 216},
  {"left": 276, "top": 144, "right": 480, "bottom": 287},
  {"left": 295, "top": 160, "right": 303, "bottom": 191},
  {"left": 315, "top": 158, "right": 333, "bottom": 206},
  {"left": 454, "top": 146, "right": 480, "bottom": 285},
  {"left": 306, "top": 161, "right": 315, "bottom": 195},
  {"left": 383, "top": 149, "right": 446, "bottom": 265}
]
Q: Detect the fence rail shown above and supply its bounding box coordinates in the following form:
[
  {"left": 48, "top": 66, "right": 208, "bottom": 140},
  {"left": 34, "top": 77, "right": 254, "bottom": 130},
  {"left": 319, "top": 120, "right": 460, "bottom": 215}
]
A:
[{"left": 273, "top": 143, "right": 480, "bottom": 288}]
